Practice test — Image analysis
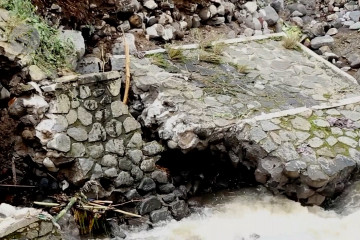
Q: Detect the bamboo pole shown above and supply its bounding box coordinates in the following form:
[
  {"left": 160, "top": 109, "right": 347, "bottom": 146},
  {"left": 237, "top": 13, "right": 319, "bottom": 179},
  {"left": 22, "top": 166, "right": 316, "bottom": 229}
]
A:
[
  {"left": 53, "top": 196, "right": 77, "bottom": 222},
  {"left": 122, "top": 34, "right": 131, "bottom": 105}
]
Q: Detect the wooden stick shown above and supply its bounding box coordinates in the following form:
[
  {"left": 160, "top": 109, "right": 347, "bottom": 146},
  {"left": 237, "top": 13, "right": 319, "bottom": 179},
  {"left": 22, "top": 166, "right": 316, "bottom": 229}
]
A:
[
  {"left": 34, "top": 202, "right": 60, "bottom": 207},
  {"left": 122, "top": 32, "right": 131, "bottom": 105},
  {"left": 11, "top": 155, "right": 16, "bottom": 185},
  {"left": 87, "top": 202, "right": 141, "bottom": 218}
]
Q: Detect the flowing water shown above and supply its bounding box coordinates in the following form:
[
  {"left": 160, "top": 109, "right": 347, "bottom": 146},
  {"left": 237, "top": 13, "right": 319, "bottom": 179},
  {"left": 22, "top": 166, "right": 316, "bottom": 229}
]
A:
[{"left": 123, "top": 184, "right": 360, "bottom": 240}]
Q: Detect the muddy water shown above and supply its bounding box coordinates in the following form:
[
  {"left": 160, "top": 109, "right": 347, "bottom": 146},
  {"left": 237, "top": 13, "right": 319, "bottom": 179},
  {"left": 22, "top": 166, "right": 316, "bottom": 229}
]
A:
[{"left": 124, "top": 186, "right": 360, "bottom": 240}]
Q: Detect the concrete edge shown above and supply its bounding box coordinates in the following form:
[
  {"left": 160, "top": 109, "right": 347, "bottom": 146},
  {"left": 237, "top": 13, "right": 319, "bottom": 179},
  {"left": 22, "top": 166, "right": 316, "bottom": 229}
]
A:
[
  {"left": 296, "top": 42, "right": 358, "bottom": 85},
  {"left": 237, "top": 95, "right": 360, "bottom": 125}
]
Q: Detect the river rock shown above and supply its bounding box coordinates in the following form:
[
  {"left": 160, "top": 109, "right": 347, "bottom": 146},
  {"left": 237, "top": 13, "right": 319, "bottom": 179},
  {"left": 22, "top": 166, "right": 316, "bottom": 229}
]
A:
[
  {"left": 105, "top": 139, "right": 125, "bottom": 156},
  {"left": 115, "top": 0, "right": 140, "bottom": 13},
  {"left": 59, "top": 30, "right": 85, "bottom": 59},
  {"left": 77, "top": 107, "right": 93, "bottom": 126},
  {"left": 105, "top": 119, "right": 123, "bottom": 137},
  {"left": 123, "top": 117, "right": 141, "bottom": 133},
  {"left": 349, "top": 22, "right": 360, "bottom": 30},
  {"left": 347, "top": 54, "right": 360, "bottom": 68},
  {"left": 244, "top": 1, "right": 257, "bottom": 13},
  {"left": 138, "top": 196, "right": 162, "bottom": 215},
  {"left": 310, "top": 36, "right": 334, "bottom": 49},
  {"left": 261, "top": 6, "right": 279, "bottom": 26},
  {"left": 150, "top": 208, "right": 172, "bottom": 223},
  {"left": 144, "top": 0, "right": 157, "bottom": 10},
  {"left": 170, "top": 200, "right": 190, "bottom": 220},
  {"left": 29, "top": 65, "right": 47, "bottom": 81},
  {"left": 138, "top": 177, "right": 156, "bottom": 192}
]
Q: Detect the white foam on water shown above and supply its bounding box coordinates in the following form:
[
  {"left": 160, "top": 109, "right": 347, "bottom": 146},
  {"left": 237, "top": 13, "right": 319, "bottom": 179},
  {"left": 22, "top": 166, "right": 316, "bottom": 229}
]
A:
[{"left": 124, "top": 189, "right": 360, "bottom": 240}]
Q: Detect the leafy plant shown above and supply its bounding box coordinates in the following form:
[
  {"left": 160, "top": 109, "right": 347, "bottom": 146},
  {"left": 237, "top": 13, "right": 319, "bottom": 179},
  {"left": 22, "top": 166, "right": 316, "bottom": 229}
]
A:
[
  {"left": 0, "top": 0, "right": 75, "bottom": 73},
  {"left": 166, "top": 47, "right": 185, "bottom": 62}
]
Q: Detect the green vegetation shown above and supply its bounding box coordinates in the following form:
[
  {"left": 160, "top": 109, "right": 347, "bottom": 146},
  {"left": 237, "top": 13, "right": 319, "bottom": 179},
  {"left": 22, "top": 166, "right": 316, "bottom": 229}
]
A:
[
  {"left": 166, "top": 46, "right": 185, "bottom": 62},
  {"left": 0, "top": 0, "right": 75, "bottom": 73},
  {"left": 199, "top": 50, "right": 222, "bottom": 64},
  {"left": 229, "top": 63, "right": 251, "bottom": 74},
  {"left": 149, "top": 53, "right": 171, "bottom": 69}
]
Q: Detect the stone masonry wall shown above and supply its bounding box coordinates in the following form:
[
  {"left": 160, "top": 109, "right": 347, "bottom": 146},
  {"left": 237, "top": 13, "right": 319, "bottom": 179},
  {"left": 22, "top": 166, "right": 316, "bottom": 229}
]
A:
[{"left": 26, "top": 71, "right": 190, "bottom": 224}]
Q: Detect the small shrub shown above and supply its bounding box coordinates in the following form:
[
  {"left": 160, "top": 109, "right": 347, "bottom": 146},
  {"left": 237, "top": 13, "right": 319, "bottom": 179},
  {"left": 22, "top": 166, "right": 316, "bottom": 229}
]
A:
[
  {"left": 0, "top": 0, "right": 75, "bottom": 73},
  {"left": 150, "top": 53, "right": 170, "bottom": 68}
]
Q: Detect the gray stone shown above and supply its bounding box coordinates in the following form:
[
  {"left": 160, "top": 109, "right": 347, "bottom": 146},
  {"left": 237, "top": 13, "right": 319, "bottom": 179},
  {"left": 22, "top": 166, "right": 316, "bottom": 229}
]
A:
[
  {"left": 0, "top": 84, "right": 10, "bottom": 100},
  {"left": 140, "top": 159, "right": 156, "bottom": 172},
  {"left": 101, "top": 154, "right": 118, "bottom": 167},
  {"left": 105, "top": 119, "right": 123, "bottom": 137},
  {"left": 112, "top": 34, "right": 137, "bottom": 55},
  {"left": 123, "top": 117, "right": 141, "bottom": 133},
  {"left": 128, "top": 149, "right": 143, "bottom": 164},
  {"left": 296, "top": 185, "right": 315, "bottom": 199},
  {"left": 338, "top": 136, "right": 358, "bottom": 148},
  {"left": 326, "top": 136, "right": 338, "bottom": 146},
  {"left": 105, "top": 139, "right": 125, "bottom": 156},
  {"left": 313, "top": 119, "right": 330, "bottom": 128},
  {"left": 87, "top": 144, "right": 104, "bottom": 159},
  {"left": 244, "top": 1, "right": 257, "bottom": 13},
  {"left": 93, "top": 89, "right": 105, "bottom": 97},
  {"left": 89, "top": 123, "right": 107, "bottom": 142},
  {"left": 142, "top": 141, "right": 164, "bottom": 156},
  {"left": 127, "top": 132, "right": 143, "bottom": 148},
  {"left": 331, "top": 127, "right": 343, "bottom": 135},
  {"left": 159, "top": 183, "right": 175, "bottom": 193},
  {"left": 284, "top": 160, "right": 307, "bottom": 178},
  {"left": 262, "top": 6, "right": 279, "bottom": 26},
  {"left": 76, "top": 57, "right": 101, "bottom": 74},
  {"left": 59, "top": 30, "right": 85, "bottom": 59},
  {"left": 104, "top": 168, "right": 118, "bottom": 178},
  {"left": 118, "top": 158, "right": 133, "bottom": 171},
  {"left": 29, "top": 65, "right": 47, "bottom": 81},
  {"left": 79, "top": 85, "right": 91, "bottom": 99},
  {"left": 317, "top": 147, "right": 335, "bottom": 158},
  {"left": 84, "top": 100, "right": 98, "bottom": 111},
  {"left": 107, "top": 79, "right": 122, "bottom": 97},
  {"left": 301, "top": 165, "right": 329, "bottom": 188},
  {"left": 115, "top": 171, "right": 134, "bottom": 187},
  {"left": 308, "top": 137, "right": 324, "bottom": 148},
  {"left": 131, "top": 166, "right": 143, "bottom": 181},
  {"left": 261, "top": 138, "right": 278, "bottom": 153},
  {"left": 144, "top": 0, "right": 157, "bottom": 10},
  {"left": 67, "top": 127, "right": 88, "bottom": 141},
  {"left": 291, "top": 117, "right": 311, "bottom": 130},
  {"left": 349, "top": 22, "right": 360, "bottom": 30},
  {"left": 260, "top": 120, "right": 280, "bottom": 131},
  {"left": 116, "top": 0, "right": 140, "bottom": 13},
  {"left": 310, "top": 36, "right": 334, "bottom": 49},
  {"left": 340, "top": 110, "right": 360, "bottom": 122},
  {"left": 66, "top": 109, "right": 77, "bottom": 125},
  {"left": 49, "top": 94, "right": 70, "bottom": 114},
  {"left": 138, "top": 177, "right": 156, "bottom": 192},
  {"left": 170, "top": 200, "right": 190, "bottom": 220},
  {"left": 349, "top": 11, "right": 360, "bottom": 21},
  {"left": 162, "top": 193, "right": 176, "bottom": 204},
  {"left": 271, "top": 142, "right": 299, "bottom": 161},
  {"left": 69, "top": 143, "right": 86, "bottom": 157},
  {"left": 111, "top": 100, "right": 129, "bottom": 117},
  {"left": 125, "top": 189, "right": 141, "bottom": 200},
  {"left": 38, "top": 221, "right": 53, "bottom": 237},
  {"left": 138, "top": 196, "right": 162, "bottom": 215},
  {"left": 150, "top": 208, "right": 172, "bottom": 223},
  {"left": 347, "top": 54, "right": 360, "bottom": 69},
  {"left": 151, "top": 170, "right": 168, "bottom": 183},
  {"left": 47, "top": 133, "right": 71, "bottom": 152},
  {"left": 249, "top": 127, "right": 267, "bottom": 143},
  {"left": 77, "top": 107, "right": 93, "bottom": 126}
]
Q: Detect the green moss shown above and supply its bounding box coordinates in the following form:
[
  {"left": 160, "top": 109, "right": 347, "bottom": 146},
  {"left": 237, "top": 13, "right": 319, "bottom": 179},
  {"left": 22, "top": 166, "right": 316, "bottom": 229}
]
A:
[
  {"left": 323, "top": 93, "right": 332, "bottom": 99},
  {"left": 0, "top": 0, "right": 75, "bottom": 73}
]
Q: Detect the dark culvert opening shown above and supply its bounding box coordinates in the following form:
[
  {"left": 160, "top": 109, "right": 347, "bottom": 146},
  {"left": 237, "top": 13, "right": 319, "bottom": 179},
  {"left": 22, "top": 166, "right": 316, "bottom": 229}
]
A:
[{"left": 157, "top": 147, "right": 258, "bottom": 201}]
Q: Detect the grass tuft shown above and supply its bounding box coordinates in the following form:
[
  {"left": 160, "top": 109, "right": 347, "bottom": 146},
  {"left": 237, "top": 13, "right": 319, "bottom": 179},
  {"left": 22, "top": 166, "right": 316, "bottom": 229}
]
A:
[
  {"left": 199, "top": 51, "right": 222, "bottom": 64},
  {"left": 167, "top": 47, "right": 185, "bottom": 62},
  {"left": 0, "top": 0, "right": 75, "bottom": 74},
  {"left": 282, "top": 34, "right": 300, "bottom": 50}
]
